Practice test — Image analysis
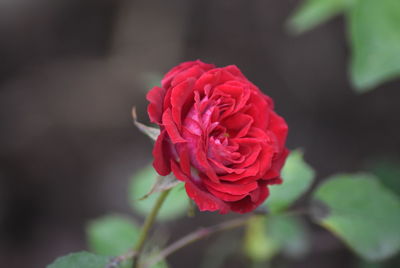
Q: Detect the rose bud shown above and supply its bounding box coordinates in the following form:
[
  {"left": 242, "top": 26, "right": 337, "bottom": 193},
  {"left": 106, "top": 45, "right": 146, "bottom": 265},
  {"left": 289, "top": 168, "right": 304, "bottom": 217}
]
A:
[{"left": 147, "top": 60, "right": 289, "bottom": 214}]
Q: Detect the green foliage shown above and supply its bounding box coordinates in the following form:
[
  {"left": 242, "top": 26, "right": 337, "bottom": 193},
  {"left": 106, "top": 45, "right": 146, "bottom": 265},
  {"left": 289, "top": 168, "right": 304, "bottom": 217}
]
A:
[
  {"left": 140, "top": 174, "right": 180, "bottom": 200},
  {"left": 47, "top": 252, "right": 110, "bottom": 268},
  {"left": 349, "top": 0, "right": 400, "bottom": 91},
  {"left": 265, "top": 150, "right": 315, "bottom": 212},
  {"left": 129, "top": 165, "right": 189, "bottom": 221},
  {"left": 357, "top": 260, "right": 384, "bottom": 268},
  {"left": 156, "top": 262, "right": 169, "bottom": 268},
  {"left": 244, "top": 216, "right": 279, "bottom": 262},
  {"left": 244, "top": 214, "right": 309, "bottom": 262},
  {"left": 154, "top": 263, "right": 168, "bottom": 268},
  {"left": 287, "top": 0, "right": 349, "bottom": 34},
  {"left": 86, "top": 215, "right": 139, "bottom": 256},
  {"left": 312, "top": 173, "right": 400, "bottom": 261},
  {"left": 146, "top": 260, "right": 169, "bottom": 268},
  {"left": 288, "top": 0, "right": 400, "bottom": 91},
  {"left": 370, "top": 160, "right": 400, "bottom": 196},
  {"left": 268, "top": 214, "right": 310, "bottom": 259}
]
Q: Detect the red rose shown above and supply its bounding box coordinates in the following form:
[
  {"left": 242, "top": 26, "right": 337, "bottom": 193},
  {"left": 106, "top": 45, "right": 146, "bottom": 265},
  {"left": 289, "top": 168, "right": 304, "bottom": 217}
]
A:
[{"left": 147, "top": 60, "right": 289, "bottom": 214}]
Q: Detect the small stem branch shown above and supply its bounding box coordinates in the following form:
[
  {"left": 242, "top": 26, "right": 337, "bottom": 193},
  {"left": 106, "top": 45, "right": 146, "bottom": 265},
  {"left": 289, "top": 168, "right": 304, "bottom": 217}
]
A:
[
  {"left": 132, "top": 189, "right": 171, "bottom": 268},
  {"left": 142, "top": 216, "right": 252, "bottom": 268},
  {"left": 106, "top": 250, "right": 137, "bottom": 268}
]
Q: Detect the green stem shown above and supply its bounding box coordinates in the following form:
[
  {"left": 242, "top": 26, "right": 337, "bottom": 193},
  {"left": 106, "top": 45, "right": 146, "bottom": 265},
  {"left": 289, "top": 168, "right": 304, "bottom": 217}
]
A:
[{"left": 132, "top": 189, "right": 171, "bottom": 268}]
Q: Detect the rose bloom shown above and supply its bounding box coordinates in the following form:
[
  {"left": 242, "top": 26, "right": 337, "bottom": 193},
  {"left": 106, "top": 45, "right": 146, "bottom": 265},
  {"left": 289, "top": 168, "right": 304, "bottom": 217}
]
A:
[{"left": 147, "top": 60, "right": 288, "bottom": 214}]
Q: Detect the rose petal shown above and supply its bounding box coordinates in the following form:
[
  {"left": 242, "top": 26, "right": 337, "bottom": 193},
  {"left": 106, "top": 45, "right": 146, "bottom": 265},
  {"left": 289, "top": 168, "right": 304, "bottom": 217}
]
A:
[
  {"left": 222, "top": 113, "right": 253, "bottom": 138},
  {"left": 162, "top": 60, "right": 214, "bottom": 88},
  {"left": 185, "top": 180, "right": 230, "bottom": 214},
  {"left": 206, "top": 186, "right": 247, "bottom": 202},
  {"left": 171, "top": 65, "right": 205, "bottom": 87},
  {"left": 162, "top": 109, "right": 186, "bottom": 143},
  {"left": 219, "top": 163, "right": 260, "bottom": 181},
  {"left": 146, "top": 86, "right": 165, "bottom": 124},
  {"left": 246, "top": 91, "right": 270, "bottom": 130},
  {"left": 229, "top": 182, "right": 269, "bottom": 214},
  {"left": 234, "top": 143, "right": 262, "bottom": 168},
  {"left": 170, "top": 159, "right": 190, "bottom": 182},
  {"left": 263, "top": 148, "right": 289, "bottom": 180},
  {"left": 203, "top": 176, "right": 258, "bottom": 195},
  {"left": 152, "top": 130, "right": 171, "bottom": 176},
  {"left": 224, "top": 65, "right": 247, "bottom": 80},
  {"left": 171, "top": 78, "right": 195, "bottom": 129},
  {"left": 208, "top": 158, "right": 245, "bottom": 175},
  {"left": 177, "top": 144, "right": 191, "bottom": 176},
  {"left": 268, "top": 111, "right": 289, "bottom": 150}
]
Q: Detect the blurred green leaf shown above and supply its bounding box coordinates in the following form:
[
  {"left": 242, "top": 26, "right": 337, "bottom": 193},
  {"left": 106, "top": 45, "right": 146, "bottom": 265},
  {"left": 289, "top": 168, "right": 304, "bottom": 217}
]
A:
[
  {"left": 289, "top": 0, "right": 400, "bottom": 91},
  {"left": 147, "top": 260, "right": 169, "bottom": 268},
  {"left": 244, "top": 215, "right": 310, "bottom": 262},
  {"left": 370, "top": 160, "right": 400, "bottom": 196},
  {"left": 141, "top": 248, "right": 170, "bottom": 268},
  {"left": 312, "top": 173, "right": 400, "bottom": 261},
  {"left": 265, "top": 150, "right": 316, "bottom": 213},
  {"left": 140, "top": 174, "right": 180, "bottom": 200},
  {"left": 129, "top": 165, "right": 189, "bottom": 221},
  {"left": 47, "top": 252, "right": 110, "bottom": 268},
  {"left": 357, "top": 259, "right": 384, "bottom": 268},
  {"left": 244, "top": 216, "right": 280, "bottom": 262},
  {"left": 349, "top": 0, "right": 400, "bottom": 91},
  {"left": 86, "top": 215, "right": 139, "bottom": 256},
  {"left": 288, "top": 0, "right": 349, "bottom": 34},
  {"left": 268, "top": 214, "right": 310, "bottom": 259}
]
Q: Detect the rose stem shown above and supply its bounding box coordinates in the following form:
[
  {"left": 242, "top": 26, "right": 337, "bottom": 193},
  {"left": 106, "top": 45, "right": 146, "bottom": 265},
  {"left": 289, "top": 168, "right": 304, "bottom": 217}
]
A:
[
  {"left": 132, "top": 189, "right": 171, "bottom": 268},
  {"left": 142, "top": 215, "right": 252, "bottom": 268}
]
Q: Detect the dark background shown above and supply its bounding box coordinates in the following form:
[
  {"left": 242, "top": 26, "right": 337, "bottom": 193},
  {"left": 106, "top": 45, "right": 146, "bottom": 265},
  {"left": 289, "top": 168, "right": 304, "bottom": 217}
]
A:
[{"left": 1, "top": 0, "right": 399, "bottom": 267}]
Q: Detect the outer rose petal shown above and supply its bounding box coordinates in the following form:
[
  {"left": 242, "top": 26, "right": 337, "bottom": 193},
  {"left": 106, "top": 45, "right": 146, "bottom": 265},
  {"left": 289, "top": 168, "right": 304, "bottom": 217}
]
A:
[
  {"left": 162, "top": 109, "right": 186, "bottom": 143},
  {"left": 263, "top": 148, "right": 289, "bottom": 181},
  {"left": 202, "top": 178, "right": 258, "bottom": 195},
  {"left": 185, "top": 180, "right": 230, "bottom": 214},
  {"left": 146, "top": 86, "right": 165, "bottom": 124},
  {"left": 152, "top": 130, "right": 171, "bottom": 176},
  {"left": 162, "top": 60, "right": 215, "bottom": 88},
  {"left": 229, "top": 182, "right": 270, "bottom": 214},
  {"left": 268, "top": 111, "right": 289, "bottom": 150}
]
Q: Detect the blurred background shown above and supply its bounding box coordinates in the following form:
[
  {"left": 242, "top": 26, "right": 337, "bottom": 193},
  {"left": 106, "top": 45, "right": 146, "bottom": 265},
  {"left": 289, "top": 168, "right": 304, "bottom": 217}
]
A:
[{"left": 0, "top": 0, "right": 399, "bottom": 267}]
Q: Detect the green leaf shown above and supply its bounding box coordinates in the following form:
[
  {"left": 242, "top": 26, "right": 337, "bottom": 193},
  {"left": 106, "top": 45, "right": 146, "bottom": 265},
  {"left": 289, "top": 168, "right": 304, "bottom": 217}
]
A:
[
  {"left": 349, "top": 0, "right": 400, "bottom": 91},
  {"left": 148, "top": 260, "right": 169, "bottom": 268},
  {"left": 244, "top": 215, "right": 310, "bottom": 262},
  {"left": 47, "top": 252, "right": 110, "bottom": 268},
  {"left": 287, "top": 0, "right": 351, "bottom": 34},
  {"left": 244, "top": 216, "right": 280, "bottom": 262},
  {"left": 268, "top": 214, "right": 310, "bottom": 259},
  {"left": 370, "top": 159, "right": 400, "bottom": 197},
  {"left": 312, "top": 173, "right": 400, "bottom": 261},
  {"left": 357, "top": 260, "right": 384, "bottom": 268},
  {"left": 265, "top": 150, "right": 315, "bottom": 213},
  {"left": 129, "top": 165, "right": 189, "bottom": 221},
  {"left": 140, "top": 174, "right": 180, "bottom": 200},
  {"left": 86, "top": 215, "right": 139, "bottom": 256}
]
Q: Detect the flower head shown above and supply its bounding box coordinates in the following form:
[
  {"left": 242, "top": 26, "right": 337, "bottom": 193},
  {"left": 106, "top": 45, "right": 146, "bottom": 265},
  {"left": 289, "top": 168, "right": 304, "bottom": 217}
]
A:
[{"left": 147, "top": 60, "right": 289, "bottom": 214}]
